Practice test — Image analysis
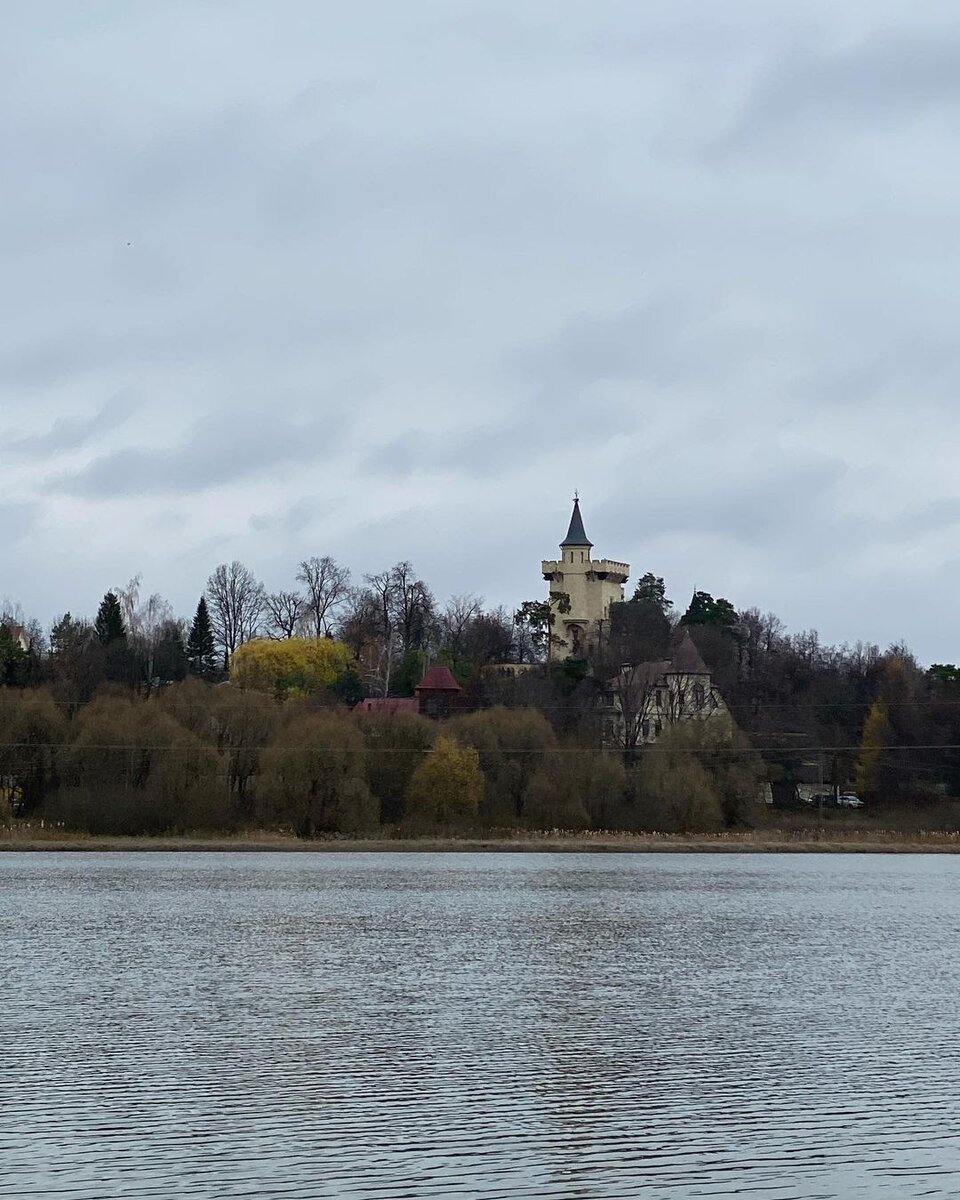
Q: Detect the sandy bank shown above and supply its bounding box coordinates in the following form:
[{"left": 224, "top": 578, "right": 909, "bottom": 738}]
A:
[{"left": 3, "top": 831, "right": 960, "bottom": 854}]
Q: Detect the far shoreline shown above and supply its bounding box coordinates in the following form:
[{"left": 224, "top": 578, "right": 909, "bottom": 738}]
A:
[{"left": 3, "top": 831, "right": 960, "bottom": 854}]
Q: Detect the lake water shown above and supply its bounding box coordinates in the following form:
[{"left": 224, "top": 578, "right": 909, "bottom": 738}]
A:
[{"left": 2, "top": 852, "right": 959, "bottom": 1199}]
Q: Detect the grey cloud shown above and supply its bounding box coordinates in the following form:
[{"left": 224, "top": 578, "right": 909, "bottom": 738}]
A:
[
  {"left": 0, "top": 501, "right": 40, "bottom": 541},
  {"left": 505, "top": 297, "right": 759, "bottom": 394},
  {"left": 715, "top": 32, "right": 960, "bottom": 152},
  {"left": 789, "top": 331, "right": 960, "bottom": 408},
  {"left": 360, "top": 296, "right": 767, "bottom": 484},
  {"left": 0, "top": 306, "right": 386, "bottom": 392},
  {"left": 596, "top": 458, "right": 960, "bottom": 601},
  {"left": 249, "top": 497, "right": 325, "bottom": 536},
  {"left": 596, "top": 453, "right": 848, "bottom": 553},
  {"left": 54, "top": 408, "right": 348, "bottom": 498},
  {"left": 7, "top": 391, "right": 139, "bottom": 456},
  {"left": 3, "top": 3, "right": 960, "bottom": 662},
  {"left": 361, "top": 422, "right": 537, "bottom": 482}
]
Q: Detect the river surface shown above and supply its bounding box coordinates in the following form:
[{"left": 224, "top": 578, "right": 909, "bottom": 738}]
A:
[{"left": 2, "top": 852, "right": 959, "bottom": 1198}]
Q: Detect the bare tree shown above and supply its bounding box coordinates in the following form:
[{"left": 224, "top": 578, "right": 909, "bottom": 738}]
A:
[
  {"left": 297, "top": 556, "right": 351, "bottom": 636},
  {"left": 464, "top": 605, "right": 517, "bottom": 666},
  {"left": 115, "top": 574, "right": 175, "bottom": 689},
  {"left": 264, "top": 590, "right": 306, "bottom": 639},
  {"left": 206, "top": 561, "right": 265, "bottom": 666},
  {"left": 387, "top": 561, "right": 435, "bottom": 655},
  {"left": 439, "top": 594, "right": 484, "bottom": 660},
  {"left": 605, "top": 662, "right": 664, "bottom": 752},
  {"left": 335, "top": 586, "right": 385, "bottom": 697},
  {"left": 364, "top": 569, "right": 396, "bottom": 695}
]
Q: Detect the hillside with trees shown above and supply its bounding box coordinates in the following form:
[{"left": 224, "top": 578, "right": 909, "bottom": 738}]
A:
[{"left": 0, "top": 554, "right": 958, "bottom": 839}]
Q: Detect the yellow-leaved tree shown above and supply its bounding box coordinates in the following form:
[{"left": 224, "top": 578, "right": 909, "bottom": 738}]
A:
[
  {"left": 855, "top": 700, "right": 893, "bottom": 799},
  {"left": 231, "top": 637, "right": 353, "bottom": 698},
  {"left": 403, "top": 736, "right": 483, "bottom": 832}
]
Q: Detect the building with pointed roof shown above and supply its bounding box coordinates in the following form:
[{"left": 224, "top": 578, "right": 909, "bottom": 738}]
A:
[
  {"left": 355, "top": 663, "right": 464, "bottom": 720},
  {"left": 0, "top": 621, "right": 31, "bottom": 653},
  {"left": 601, "top": 627, "right": 731, "bottom": 749},
  {"left": 541, "top": 496, "right": 629, "bottom": 661},
  {"left": 415, "top": 663, "right": 465, "bottom": 718}
]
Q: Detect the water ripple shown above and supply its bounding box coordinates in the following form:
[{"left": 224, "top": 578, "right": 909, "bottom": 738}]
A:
[{"left": 2, "top": 852, "right": 960, "bottom": 1198}]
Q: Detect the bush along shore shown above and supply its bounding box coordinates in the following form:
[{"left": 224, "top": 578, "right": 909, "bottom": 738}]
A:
[{"left": 2, "top": 675, "right": 960, "bottom": 843}]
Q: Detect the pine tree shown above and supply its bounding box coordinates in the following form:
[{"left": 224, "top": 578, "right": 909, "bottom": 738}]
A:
[
  {"left": 0, "top": 624, "right": 26, "bottom": 686},
  {"left": 187, "top": 597, "right": 216, "bottom": 677},
  {"left": 681, "top": 590, "right": 737, "bottom": 627},
  {"left": 95, "top": 592, "right": 126, "bottom": 645}
]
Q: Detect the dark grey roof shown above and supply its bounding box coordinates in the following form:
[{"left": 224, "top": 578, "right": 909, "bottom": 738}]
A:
[
  {"left": 560, "top": 498, "right": 593, "bottom": 547},
  {"left": 670, "top": 628, "right": 710, "bottom": 675}
]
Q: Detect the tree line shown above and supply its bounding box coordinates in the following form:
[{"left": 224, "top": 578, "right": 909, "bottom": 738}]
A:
[
  {"left": 0, "top": 557, "right": 528, "bottom": 700},
  {"left": 0, "top": 683, "right": 764, "bottom": 838},
  {"left": 0, "top": 557, "right": 958, "bottom": 833}
]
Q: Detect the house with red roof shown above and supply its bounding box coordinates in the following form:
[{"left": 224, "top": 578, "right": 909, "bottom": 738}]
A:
[
  {"left": 414, "top": 663, "right": 465, "bottom": 719},
  {"left": 355, "top": 663, "right": 464, "bottom": 720}
]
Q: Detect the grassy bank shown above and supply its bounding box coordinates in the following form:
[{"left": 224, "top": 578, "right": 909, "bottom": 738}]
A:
[{"left": 4, "top": 825, "right": 960, "bottom": 853}]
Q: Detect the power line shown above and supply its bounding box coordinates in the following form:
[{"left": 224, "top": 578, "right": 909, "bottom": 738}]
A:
[{"left": 0, "top": 741, "right": 958, "bottom": 755}]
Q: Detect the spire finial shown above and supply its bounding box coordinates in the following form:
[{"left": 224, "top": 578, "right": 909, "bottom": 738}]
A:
[
  {"left": 573, "top": 489, "right": 579, "bottom": 502},
  {"left": 560, "top": 494, "right": 593, "bottom": 548}
]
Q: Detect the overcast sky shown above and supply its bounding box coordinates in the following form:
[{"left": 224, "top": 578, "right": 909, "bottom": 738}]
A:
[{"left": 3, "top": 2, "right": 959, "bottom": 661}]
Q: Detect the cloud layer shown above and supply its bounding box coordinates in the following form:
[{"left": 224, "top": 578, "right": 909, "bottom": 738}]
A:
[{"left": 2, "top": 1, "right": 959, "bottom": 661}]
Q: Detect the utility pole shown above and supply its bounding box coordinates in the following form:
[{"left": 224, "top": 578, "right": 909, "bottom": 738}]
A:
[{"left": 818, "top": 751, "right": 824, "bottom": 823}]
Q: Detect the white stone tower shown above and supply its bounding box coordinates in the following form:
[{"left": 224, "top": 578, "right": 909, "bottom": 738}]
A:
[{"left": 541, "top": 497, "right": 629, "bottom": 661}]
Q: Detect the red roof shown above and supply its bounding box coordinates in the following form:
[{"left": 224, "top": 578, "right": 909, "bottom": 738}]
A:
[
  {"left": 415, "top": 664, "right": 462, "bottom": 692},
  {"left": 354, "top": 698, "right": 419, "bottom": 715}
]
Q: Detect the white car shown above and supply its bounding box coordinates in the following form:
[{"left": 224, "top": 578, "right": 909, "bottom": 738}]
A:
[{"left": 837, "top": 793, "right": 864, "bottom": 809}]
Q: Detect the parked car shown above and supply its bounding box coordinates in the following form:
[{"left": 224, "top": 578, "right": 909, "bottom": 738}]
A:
[{"left": 837, "top": 793, "right": 864, "bottom": 809}]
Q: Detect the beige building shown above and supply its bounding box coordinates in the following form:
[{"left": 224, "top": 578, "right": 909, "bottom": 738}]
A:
[
  {"left": 541, "top": 497, "right": 629, "bottom": 661},
  {"left": 601, "top": 629, "right": 731, "bottom": 750}
]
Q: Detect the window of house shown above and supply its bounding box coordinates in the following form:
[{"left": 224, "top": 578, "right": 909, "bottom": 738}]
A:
[
  {"left": 654, "top": 719, "right": 662, "bottom": 736},
  {"left": 655, "top": 689, "right": 662, "bottom": 708},
  {"left": 693, "top": 683, "right": 705, "bottom": 710},
  {"left": 641, "top": 718, "right": 650, "bottom": 740}
]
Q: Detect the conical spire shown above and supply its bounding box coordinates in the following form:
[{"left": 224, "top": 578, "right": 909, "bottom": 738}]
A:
[
  {"left": 560, "top": 495, "right": 593, "bottom": 547},
  {"left": 671, "top": 628, "right": 710, "bottom": 675}
]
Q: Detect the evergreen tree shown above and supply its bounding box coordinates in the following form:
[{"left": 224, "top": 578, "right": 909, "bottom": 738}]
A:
[
  {"left": 681, "top": 590, "right": 737, "bottom": 627},
  {"left": 187, "top": 597, "right": 216, "bottom": 677},
  {"left": 154, "top": 620, "right": 189, "bottom": 684},
  {"left": 393, "top": 648, "right": 427, "bottom": 696},
  {"left": 95, "top": 592, "right": 126, "bottom": 645},
  {"left": 0, "top": 624, "right": 26, "bottom": 686},
  {"left": 632, "top": 572, "right": 672, "bottom": 613}
]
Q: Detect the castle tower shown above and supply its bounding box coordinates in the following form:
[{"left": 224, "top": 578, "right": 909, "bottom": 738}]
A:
[{"left": 541, "top": 497, "right": 629, "bottom": 661}]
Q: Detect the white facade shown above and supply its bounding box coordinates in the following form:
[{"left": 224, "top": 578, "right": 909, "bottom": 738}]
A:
[
  {"left": 601, "top": 655, "right": 731, "bottom": 750},
  {"left": 541, "top": 498, "right": 629, "bottom": 661}
]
